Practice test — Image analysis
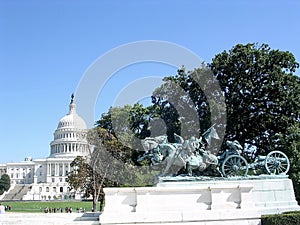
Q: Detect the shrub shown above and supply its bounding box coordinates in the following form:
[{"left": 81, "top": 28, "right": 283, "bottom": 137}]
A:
[{"left": 261, "top": 211, "right": 300, "bottom": 225}]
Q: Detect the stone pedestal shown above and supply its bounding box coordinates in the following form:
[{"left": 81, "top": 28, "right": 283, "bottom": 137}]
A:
[{"left": 99, "top": 177, "right": 299, "bottom": 225}]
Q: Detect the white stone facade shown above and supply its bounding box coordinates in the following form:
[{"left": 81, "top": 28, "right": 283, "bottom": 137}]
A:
[
  {"left": 100, "top": 178, "right": 300, "bottom": 225},
  {"left": 0, "top": 96, "right": 91, "bottom": 201}
]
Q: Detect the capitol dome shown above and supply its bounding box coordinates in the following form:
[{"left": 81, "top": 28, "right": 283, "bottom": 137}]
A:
[
  {"left": 57, "top": 103, "right": 87, "bottom": 130},
  {"left": 49, "top": 95, "right": 90, "bottom": 158}
]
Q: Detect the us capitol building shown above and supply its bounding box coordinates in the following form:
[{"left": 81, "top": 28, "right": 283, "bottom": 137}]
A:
[{"left": 0, "top": 95, "right": 92, "bottom": 201}]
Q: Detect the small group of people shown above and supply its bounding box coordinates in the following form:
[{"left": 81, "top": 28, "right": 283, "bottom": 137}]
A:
[
  {"left": 5, "top": 205, "right": 11, "bottom": 211},
  {"left": 44, "top": 206, "right": 85, "bottom": 213},
  {"left": 75, "top": 207, "right": 86, "bottom": 213},
  {"left": 44, "top": 207, "right": 72, "bottom": 213},
  {"left": 44, "top": 207, "right": 64, "bottom": 213}
]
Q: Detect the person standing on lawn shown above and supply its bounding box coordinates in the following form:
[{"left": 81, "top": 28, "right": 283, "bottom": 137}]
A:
[{"left": 0, "top": 203, "right": 5, "bottom": 214}]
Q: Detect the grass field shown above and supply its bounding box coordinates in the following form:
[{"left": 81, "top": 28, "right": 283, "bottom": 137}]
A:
[{"left": 0, "top": 201, "right": 95, "bottom": 213}]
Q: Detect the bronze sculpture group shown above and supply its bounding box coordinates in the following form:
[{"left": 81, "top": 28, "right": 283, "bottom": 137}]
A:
[{"left": 137, "top": 128, "right": 290, "bottom": 178}]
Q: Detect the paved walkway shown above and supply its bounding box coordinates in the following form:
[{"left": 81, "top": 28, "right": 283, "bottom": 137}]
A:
[{"left": 0, "top": 212, "right": 100, "bottom": 225}]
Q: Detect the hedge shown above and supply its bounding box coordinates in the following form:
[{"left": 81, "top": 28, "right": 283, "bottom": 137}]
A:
[{"left": 261, "top": 211, "right": 300, "bottom": 225}]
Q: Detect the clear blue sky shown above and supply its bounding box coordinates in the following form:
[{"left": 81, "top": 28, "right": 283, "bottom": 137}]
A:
[{"left": 0, "top": 0, "right": 299, "bottom": 163}]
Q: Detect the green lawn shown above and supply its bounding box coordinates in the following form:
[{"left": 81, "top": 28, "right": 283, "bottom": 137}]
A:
[{"left": 0, "top": 201, "right": 94, "bottom": 213}]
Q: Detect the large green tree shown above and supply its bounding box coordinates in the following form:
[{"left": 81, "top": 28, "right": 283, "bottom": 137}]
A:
[
  {"left": 210, "top": 43, "right": 300, "bottom": 201},
  {"left": 210, "top": 43, "right": 300, "bottom": 153},
  {"left": 67, "top": 127, "right": 131, "bottom": 211},
  {"left": 66, "top": 155, "right": 106, "bottom": 212},
  {"left": 151, "top": 43, "right": 300, "bottom": 180}
]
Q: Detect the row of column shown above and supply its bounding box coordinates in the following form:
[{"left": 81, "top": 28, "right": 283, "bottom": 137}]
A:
[
  {"left": 55, "top": 132, "right": 78, "bottom": 140},
  {"left": 50, "top": 143, "right": 89, "bottom": 154},
  {"left": 47, "top": 163, "right": 71, "bottom": 177}
]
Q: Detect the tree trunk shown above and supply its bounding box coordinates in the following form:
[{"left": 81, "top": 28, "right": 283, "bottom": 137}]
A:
[
  {"left": 99, "top": 194, "right": 105, "bottom": 212},
  {"left": 92, "top": 192, "right": 98, "bottom": 212}
]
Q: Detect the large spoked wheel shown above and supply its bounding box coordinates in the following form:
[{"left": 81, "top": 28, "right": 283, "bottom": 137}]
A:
[
  {"left": 221, "top": 155, "right": 249, "bottom": 177},
  {"left": 265, "top": 151, "right": 290, "bottom": 175}
]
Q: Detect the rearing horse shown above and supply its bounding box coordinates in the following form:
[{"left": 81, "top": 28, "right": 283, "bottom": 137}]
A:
[{"left": 159, "top": 136, "right": 218, "bottom": 176}]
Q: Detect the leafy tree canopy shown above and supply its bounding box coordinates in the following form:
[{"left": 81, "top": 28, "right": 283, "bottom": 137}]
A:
[
  {"left": 151, "top": 63, "right": 226, "bottom": 148},
  {"left": 210, "top": 43, "right": 300, "bottom": 153}
]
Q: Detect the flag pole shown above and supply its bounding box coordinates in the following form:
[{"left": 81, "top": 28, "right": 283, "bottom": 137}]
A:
[{"left": 201, "top": 123, "right": 216, "bottom": 136}]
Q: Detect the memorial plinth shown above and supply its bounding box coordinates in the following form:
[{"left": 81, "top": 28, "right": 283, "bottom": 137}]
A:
[
  {"left": 99, "top": 176, "right": 300, "bottom": 225},
  {"left": 156, "top": 176, "right": 300, "bottom": 214}
]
